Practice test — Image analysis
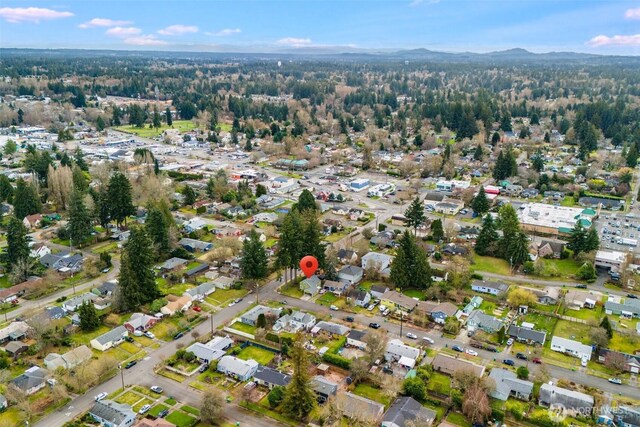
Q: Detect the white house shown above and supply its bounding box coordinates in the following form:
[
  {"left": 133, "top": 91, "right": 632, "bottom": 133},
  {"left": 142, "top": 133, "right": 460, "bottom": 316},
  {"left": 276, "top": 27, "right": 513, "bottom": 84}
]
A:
[
  {"left": 89, "top": 400, "right": 136, "bottom": 427},
  {"left": 384, "top": 339, "right": 421, "bottom": 368},
  {"left": 183, "top": 282, "right": 216, "bottom": 301},
  {"left": 471, "top": 280, "right": 510, "bottom": 296},
  {"left": 44, "top": 345, "right": 93, "bottom": 371},
  {"left": 62, "top": 292, "right": 97, "bottom": 312},
  {"left": 217, "top": 355, "right": 259, "bottom": 381},
  {"left": 213, "top": 276, "right": 235, "bottom": 290},
  {"left": 346, "top": 329, "right": 367, "bottom": 350},
  {"left": 338, "top": 265, "right": 364, "bottom": 285},
  {"left": 550, "top": 336, "right": 592, "bottom": 360},
  {"left": 29, "top": 242, "right": 51, "bottom": 259},
  {"left": 90, "top": 326, "right": 128, "bottom": 352},
  {"left": 273, "top": 311, "right": 316, "bottom": 333},
  {"left": 361, "top": 252, "right": 394, "bottom": 272}
]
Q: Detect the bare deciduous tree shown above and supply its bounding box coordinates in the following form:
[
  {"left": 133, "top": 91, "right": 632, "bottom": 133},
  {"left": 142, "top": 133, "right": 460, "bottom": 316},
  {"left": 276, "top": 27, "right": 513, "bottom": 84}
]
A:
[
  {"left": 201, "top": 387, "right": 226, "bottom": 424},
  {"left": 364, "top": 330, "right": 387, "bottom": 366},
  {"left": 462, "top": 383, "right": 491, "bottom": 424}
]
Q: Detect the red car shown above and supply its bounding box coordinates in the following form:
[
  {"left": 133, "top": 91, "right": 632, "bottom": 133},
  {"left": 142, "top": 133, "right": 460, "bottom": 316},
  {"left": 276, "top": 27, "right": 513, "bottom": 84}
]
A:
[
  {"left": 192, "top": 306, "right": 202, "bottom": 312},
  {"left": 532, "top": 357, "right": 542, "bottom": 364}
]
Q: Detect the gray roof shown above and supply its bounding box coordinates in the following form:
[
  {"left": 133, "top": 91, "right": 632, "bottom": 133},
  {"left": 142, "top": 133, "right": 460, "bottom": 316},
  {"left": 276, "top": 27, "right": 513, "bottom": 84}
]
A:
[
  {"left": 10, "top": 366, "right": 47, "bottom": 392},
  {"left": 253, "top": 366, "right": 291, "bottom": 387},
  {"left": 605, "top": 298, "right": 640, "bottom": 315},
  {"left": 339, "top": 265, "right": 364, "bottom": 277},
  {"left": 312, "top": 321, "right": 350, "bottom": 336},
  {"left": 186, "top": 342, "right": 226, "bottom": 362},
  {"left": 64, "top": 292, "right": 97, "bottom": 309},
  {"left": 185, "top": 281, "right": 216, "bottom": 298},
  {"left": 241, "top": 305, "right": 282, "bottom": 323},
  {"left": 489, "top": 368, "right": 533, "bottom": 401},
  {"left": 90, "top": 399, "right": 135, "bottom": 425},
  {"left": 347, "top": 329, "right": 367, "bottom": 342},
  {"left": 93, "top": 325, "right": 127, "bottom": 346},
  {"left": 310, "top": 375, "right": 338, "bottom": 396},
  {"left": 159, "top": 257, "right": 188, "bottom": 270},
  {"left": 385, "top": 339, "right": 421, "bottom": 360},
  {"left": 383, "top": 396, "right": 436, "bottom": 427},
  {"left": 550, "top": 336, "right": 592, "bottom": 357},
  {"left": 471, "top": 280, "right": 510, "bottom": 293},
  {"left": 508, "top": 325, "right": 547, "bottom": 345},
  {"left": 290, "top": 311, "right": 315, "bottom": 324},
  {"left": 467, "top": 310, "right": 502, "bottom": 332},
  {"left": 179, "top": 238, "right": 212, "bottom": 251},
  {"left": 217, "top": 355, "right": 259, "bottom": 377},
  {"left": 338, "top": 392, "right": 385, "bottom": 421},
  {"left": 614, "top": 406, "right": 640, "bottom": 427},
  {"left": 539, "top": 384, "right": 594, "bottom": 411}
]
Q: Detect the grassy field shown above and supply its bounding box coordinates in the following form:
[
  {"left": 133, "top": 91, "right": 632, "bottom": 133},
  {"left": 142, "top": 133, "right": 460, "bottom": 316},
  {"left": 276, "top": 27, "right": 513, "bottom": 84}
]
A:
[
  {"left": 316, "top": 293, "right": 338, "bottom": 306},
  {"left": 565, "top": 307, "right": 601, "bottom": 322},
  {"left": 279, "top": 282, "right": 303, "bottom": 298},
  {"left": 237, "top": 345, "right": 276, "bottom": 365},
  {"left": 0, "top": 274, "right": 10, "bottom": 288},
  {"left": 609, "top": 332, "right": 640, "bottom": 354},
  {"left": 132, "top": 398, "right": 154, "bottom": 413},
  {"left": 114, "top": 120, "right": 196, "bottom": 138},
  {"left": 149, "top": 404, "right": 170, "bottom": 417},
  {"left": 91, "top": 241, "right": 119, "bottom": 254},
  {"left": 472, "top": 255, "right": 512, "bottom": 275},
  {"left": 524, "top": 311, "right": 558, "bottom": 335},
  {"left": 402, "top": 289, "right": 425, "bottom": 300},
  {"left": 553, "top": 320, "right": 592, "bottom": 344},
  {"left": 165, "top": 411, "right": 198, "bottom": 427},
  {"left": 446, "top": 412, "right": 472, "bottom": 427},
  {"left": 542, "top": 258, "right": 583, "bottom": 278},
  {"left": 426, "top": 371, "right": 451, "bottom": 395},
  {"left": 182, "top": 405, "right": 200, "bottom": 416},
  {"left": 352, "top": 383, "right": 391, "bottom": 406},
  {"left": 229, "top": 321, "right": 256, "bottom": 335},
  {"left": 115, "top": 390, "right": 146, "bottom": 406},
  {"left": 206, "top": 288, "right": 248, "bottom": 306}
]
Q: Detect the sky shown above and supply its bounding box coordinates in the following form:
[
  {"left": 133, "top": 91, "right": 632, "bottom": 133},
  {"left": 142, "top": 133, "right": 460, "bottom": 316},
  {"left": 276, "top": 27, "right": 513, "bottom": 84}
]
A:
[{"left": 1, "top": 0, "right": 640, "bottom": 55}]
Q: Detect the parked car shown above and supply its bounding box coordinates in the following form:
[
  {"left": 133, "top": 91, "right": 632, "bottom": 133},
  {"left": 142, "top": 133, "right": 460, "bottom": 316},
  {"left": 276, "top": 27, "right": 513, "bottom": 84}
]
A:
[
  {"left": 516, "top": 353, "right": 528, "bottom": 360},
  {"left": 150, "top": 386, "right": 163, "bottom": 393},
  {"left": 485, "top": 346, "right": 498, "bottom": 353},
  {"left": 329, "top": 305, "right": 339, "bottom": 311},
  {"left": 124, "top": 336, "right": 134, "bottom": 343},
  {"left": 581, "top": 356, "right": 589, "bottom": 367},
  {"left": 199, "top": 364, "right": 209, "bottom": 373},
  {"left": 139, "top": 404, "right": 151, "bottom": 414},
  {"left": 94, "top": 392, "right": 107, "bottom": 402},
  {"left": 608, "top": 378, "right": 622, "bottom": 385},
  {"left": 133, "top": 330, "right": 144, "bottom": 337},
  {"left": 124, "top": 360, "right": 137, "bottom": 369},
  {"left": 503, "top": 359, "right": 515, "bottom": 366},
  {"left": 532, "top": 357, "right": 542, "bottom": 364},
  {"left": 144, "top": 331, "right": 155, "bottom": 339},
  {"left": 465, "top": 349, "right": 478, "bottom": 356},
  {"left": 158, "top": 409, "right": 170, "bottom": 418},
  {"left": 506, "top": 338, "right": 514, "bottom": 346},
  {"left": 406, "top": 332, "right": 418, "bottom": 339},
  {"left": 627, "top": 294, "right": 639, "bottom": 299},
  {"left": 452, "top": 345, "right": 464, "bottom": 352},
  {"left": 173, "top": 332, "right": 184, "bottom": 340},
  {"left": 423, "top": 336, "right": 435, "bottom": 344},
  {"left": 575, "top": 284, "right": 588, "bottom": 289},
  {"left": 382, "top": 366, "right": 393, "bottom": 374},
  {"left": 369, "top": 322, "right": 381, "bottom": 329},
  {"left": 192, "top": 306, "right": 202, "bottom": 312},
  {"left": 345, "top": 316, "right": 355, "bottom": 322}
]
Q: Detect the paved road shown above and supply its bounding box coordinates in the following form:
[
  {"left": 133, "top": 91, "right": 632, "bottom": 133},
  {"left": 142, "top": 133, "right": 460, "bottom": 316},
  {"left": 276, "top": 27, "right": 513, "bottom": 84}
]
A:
[{"left": 36, "top": 278, "right": 285, "bottom": 427}]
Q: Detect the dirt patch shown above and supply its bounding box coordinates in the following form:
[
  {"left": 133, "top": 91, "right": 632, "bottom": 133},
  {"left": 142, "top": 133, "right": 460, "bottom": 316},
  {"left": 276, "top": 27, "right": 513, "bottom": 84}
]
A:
[{"left": 341, "top": 347, "right": 365, "bottom": 360}]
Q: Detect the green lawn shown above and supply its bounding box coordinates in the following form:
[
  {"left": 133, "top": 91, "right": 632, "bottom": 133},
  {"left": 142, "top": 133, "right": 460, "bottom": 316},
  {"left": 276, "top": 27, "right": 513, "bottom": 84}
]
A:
[
  {"left": 132, "top": 398, "right": 154, "bottom": 413},
  {"left": 148, "top": 404, "right": 170, "bottom": 418},
  {"left": 71, "top": 325, "right": 111, "bottom": 346},
  {"left": 553, "top": 320, "right": 592, "bottom": 344},
  {"left": 446, "top": 412, "right": 472, "bottom": 427},
  {"left": 279, "top": 282, "right": 303, "bottom": 298},
  {"left": 561, "top": 196, "right": 577, "bottom": 207},
  {"left": 165, "top": 411, "right": 197, "bottom": 427},
  {"left": 0, "top": 274, "right": 11, "bottom": 288},
  {"left": 426, "top": 371, "right": 451, "bottom": 395},
  {"left": 316, "top": 293, "right": 338, "bottom": 306},
  {"left": 165, "top": 397, "right": 178, "bottom": 405},
  {"left": 114, "top": 120, "right": 196, "bottom": 138},
  {"left": 564, "top": 308, "right": 601, "bottom": 322},
  {"left": 91, "top": 241, "right": 119, "bottom": 254},
  {"left": 236, "top": 345, "right": 276, "bottom": 365},
  {"left": 352, "top": 383, "right": 391, "bottom": 406},
  {"left": 229, "top": 321, "right": 256, "bottom": 335},
  {"left": 524, "top": 312, "right": 558, "bottom": 335},
  {"left": 206, "top": 287, "right": 248, "bottom": 306},
  {"left": 541, "top": 258, "right": 583, "bottom": 278},
  {"left": 472, "top": 255, "right": 512, "bottom": 275},
  {"left": 401, "top": 289, "right": 425, "bottom": 300},
  {"left": 182, "top": 405, "right": 200, "bottom": 416},
  {"left": 609, "top": 332, "right": 640, "bottom": 354}
]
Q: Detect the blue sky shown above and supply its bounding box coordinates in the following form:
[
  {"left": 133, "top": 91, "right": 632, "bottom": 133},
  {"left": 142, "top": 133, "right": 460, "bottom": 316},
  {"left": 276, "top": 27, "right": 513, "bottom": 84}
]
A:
[{"left": 1, "top": 0, "right": 639, "bottom": 54}]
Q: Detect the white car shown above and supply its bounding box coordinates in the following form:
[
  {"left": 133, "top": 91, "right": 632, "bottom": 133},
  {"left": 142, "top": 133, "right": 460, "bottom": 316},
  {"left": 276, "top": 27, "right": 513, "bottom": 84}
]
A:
[
  {"left": 95, "top": 392, "right": 108, "bottom": 402},
  {"left": 138, "top": 404, "right": 151, "bottom": 414},
  {"left": 422, "top": 336, "right": 435, "bottom": 344},
  {"left": 144, "top": 331, "right": 155, "bottom": 339},
  {"left": 406, "top": 332, "right": 418, "bottom": 339},
  {"left": 329, "top": 305, "right": 339, "bottom": 311},
  {"left": 465, "top": 349, "right": 478, "bottom": 356},
  {"left": 581, "top": 356, "right": 589, "bottom": 367}
]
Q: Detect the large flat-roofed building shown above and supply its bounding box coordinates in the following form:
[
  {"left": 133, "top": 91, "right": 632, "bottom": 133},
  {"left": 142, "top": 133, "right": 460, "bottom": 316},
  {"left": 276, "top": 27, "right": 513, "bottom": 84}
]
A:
[
  {"left": 595, "top": 250, "right": 626, "bottom": 270},
  {"left": 517, "top": 203, "right": 597, "bottom": 237}
]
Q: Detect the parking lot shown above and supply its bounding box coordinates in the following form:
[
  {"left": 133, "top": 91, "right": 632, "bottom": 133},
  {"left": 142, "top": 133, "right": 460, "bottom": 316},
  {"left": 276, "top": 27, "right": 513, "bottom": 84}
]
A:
[{"left": 596, "top": 212, "right": 640, "bottom": 254}]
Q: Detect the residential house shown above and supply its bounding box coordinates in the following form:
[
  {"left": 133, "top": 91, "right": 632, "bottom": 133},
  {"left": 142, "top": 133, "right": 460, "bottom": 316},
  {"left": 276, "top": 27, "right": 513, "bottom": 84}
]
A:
[
  {"left": 217, "top": 356, "right": 259, "bottom": 381},
  {"left": 0, "top": 321, "right": 31, "bottom": 344},
  {"left": 441, "top": 244, "right": 468, "bottom": 256},
  {"left": 186, "top": 336, "right": 232, "bottom": 364},
  {"left": 524, "top": 286, "right": 561, "bottom": 305},
  {"left": 385, "top": 339, "right": 421, "bottom": 369},
  {"left": 158, "top": 257, "right": 188, "bottom": 272},
  {"left": 361, "top": 252, "right": 394, "bottom": 272},
  {"left": 539, "top": 384, "right": 594, "bottom": 416},
  {"left": 530, "top": 240, "right": 565, "bottom": 259},
  {"left": 183, "top": 281, "right": 216, "bottom": 301},
  {"left": 337, "top": 392, "right": 385, "bottom": 423},
  {"left": 311, "top": 321, "right": 350, "bottom": 337},
  {"left": 38, "top": 306, "right": 66, "bottom": 321},
  {"left": 430, "top": 302, "right": 459, "bottom": 324},
  {"left": 183, "top": 217, "right": 207, "bottom": 233},
  {"left": 489, "top": 368, "right": 534, "bottom": 401},
  {"left": 253, "top": 366, "right": 291, "bottom": 390},
  {"left": 300, "top": 275, "right": 321, "bottom": 297},
  {"left": 97, "top": 281, "right": 117, "bottom": 297},
  {"left": 161, "top": 295, "right": 192, "bottom": 316},
  {"left": 323, "top": 280, "right": 350, "bottom": 296},
  {"left": 504, "top": 184, "right": 523, "bottom": 197},
  {"left": 564, "top": 290, "right": 597, "bottom": 310},
  {"left": 124, "top": 313, "right": 159, "bottom": 333},
  {"left": 604, "top": 297, "right": 640, "bottom": 318},
  {"left": 381, "top": 290, "right": 419, "bottom": 315},
  {"left": 370, "top": 285, "right": 389, "bottom": 300},
  {"left": 550, "top": 336, "right": 592, "bottom": 360},
  {"left": 597, "top": 348, "right": 640, "bottom": 374},
  {"left": 10, "top": 366, "right": 47, "bottom": 395},
  {"left": 434, "top": 199, "right": 464, "bottom": 215},
  {"left": 5, "top": 341, "right": 28, "bottom": 358},
  {"left": 23, "top": 214, "right": 43, "bottom": 229},
  {"left": 431, "top": 354, "right": 486, "bottom": 378},
  {"left": 241, "top": 305, "right": 282, "bottom": 326},
  {"left": 382, "top": 396, "right": 437, "bottom": 427},
  {"left": 347, "top": 208, "right": 367, "bottom": 221},
  {"left": 89, "top": 399, "right": 136, "bottom": 427},
  {"left": 471, "top": 280, "right": 510, "bottom": 296},
  {"left": 90, "top": 325, "right": 128, "bottom": 352},
  {"left": 273, "top": 311, "right": 316, "bottom": 333},
  {"left": 213, "top": 276, "right": 235, "bottom": 290},
  {"left": 44, "top": 345, "right": 93, "bottom": 371},
  {"left": 185, "top": 263, "right": 208, "bottom": 278},
  {"left": 348, "top": 288, "right": 371, "bottom": 307},
  {"left": 467, "top": 310, "right": 502, "bottom": 333},
  {"left": 461, "top": 296, "right": 483, "bottom": 316},
  {"left": 370, "top": 231, "right": 396, "bottom": 248},
  {"left": 40, "top": 252, "right": 84, "bottom": 273},
  {"left": 29, "top": 242, "right": 51, "bottom": 259},
  {"left": 178, "top": 238, "right": 213, "bottom": 253},
  {"left": 337, "top": 265, "right": 364, "bottom": 285},
  {"left": 337, "top": 249, "right": 358, "bottom": 264},
  {"left": 310, "top": 375, "right": 338, "bottom": 403},
  {"left": 346, "top": 329, "right": 367, "bottom": 350},
  {"left": 612, "top": 406, "right": 640, "bottom": 427},
  {"left": 507, "top": 325, "right": 547, "bottom": 346}
]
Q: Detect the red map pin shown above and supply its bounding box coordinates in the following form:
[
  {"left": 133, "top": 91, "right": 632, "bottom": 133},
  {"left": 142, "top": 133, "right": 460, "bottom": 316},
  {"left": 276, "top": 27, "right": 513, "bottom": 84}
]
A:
[{"left": 300, "top": 255, "right": 319, "bottom": 278}]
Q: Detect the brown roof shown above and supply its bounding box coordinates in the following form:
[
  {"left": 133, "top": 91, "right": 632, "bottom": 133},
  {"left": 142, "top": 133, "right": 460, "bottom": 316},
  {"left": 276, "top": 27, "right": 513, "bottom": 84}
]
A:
[
  {"left": 415, "top": 301, "right": 439, "bottom": 314},
  {"left": 135, "top": 419, "right": 176, "bottom": 427},
  {"left": 433, "top": 302, "right": 459, "bottom": 317},
  {"left": 431, "top": 354, "right": 485, "bottom": 378},
  {"left": 0, "top": 277, "right": 42, "bottom": 300},
  {"left": 381, "top": 290, "right": 419, "bottom": 310}
]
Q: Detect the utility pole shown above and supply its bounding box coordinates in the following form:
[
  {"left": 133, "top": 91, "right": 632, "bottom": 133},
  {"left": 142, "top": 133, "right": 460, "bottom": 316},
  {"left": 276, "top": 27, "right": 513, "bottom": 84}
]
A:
[
  {"left": 399, "top": 311, "right": 403, "bottom": 337},
  {"left": 118, "top": 364, "right": 125, "bottom": 389},
  {"left": 210, "top": 313, "right": 214, "bottom": 335}
]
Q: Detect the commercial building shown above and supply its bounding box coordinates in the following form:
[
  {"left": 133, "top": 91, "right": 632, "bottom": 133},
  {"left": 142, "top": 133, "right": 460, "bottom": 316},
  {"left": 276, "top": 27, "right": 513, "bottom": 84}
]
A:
[
  {"left": 595, "top": 250, "right": 626, "bottom": 271},
  {"left": 516, "top": 203, "right": 596, "bottom": 237},
  {"left": 350, "top": 178, "right": 370, "bottom": 192}
]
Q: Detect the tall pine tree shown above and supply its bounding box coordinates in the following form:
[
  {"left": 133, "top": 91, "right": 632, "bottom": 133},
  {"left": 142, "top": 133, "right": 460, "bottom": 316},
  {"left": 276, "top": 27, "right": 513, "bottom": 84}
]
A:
[
  {"left": 475, "top": 214, "right": 499, "bottom": 256},
  {"left": 404, "top": 196, "right": 426, "bottom": 235},
  {"left": 281, "top": 334, "right": 316, "bottom": 420},
  {"left": 5, "top": 216, "right": 30, "bottom": 270},
  {"left": 67, "top": 189, "right": 93, "bottom": 247},
  {"left": 145, "top": 204, "right": 171, "bottom": 258},
  {"left": 471, "top": 187, "right": 490, "bottom": 215},
  {"left": 13, "top": 178, "right": 41, "bottom": 219},
  {"left": 107, "top": 172, "right": 136, "bottom": 227},
  {"left": 390, "top": 231, "right": 432, "bottom": 289},
  {"left": 116, "top": 227, "right": 160, "bottom": 312},
  {"left": 240, "top": 229, "right": 269, "bottom": 302}
]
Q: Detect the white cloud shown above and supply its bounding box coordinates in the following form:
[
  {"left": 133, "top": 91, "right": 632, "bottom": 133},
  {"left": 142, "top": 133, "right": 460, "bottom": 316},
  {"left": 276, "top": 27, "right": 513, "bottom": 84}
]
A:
[
  {"left": 106, "top": 26, "right": 142, "bottom": 37},
  {"left": 205, "top": 28, "right": 241, "bottom": 37},
  {"left": 0, "top": 7, "right": 73, "bottom": 23},
  {"left": 157, "top": 24, "right": 198, "bottom": 36},
  {"left": 587, "top": 34, "right": 640, "bottom": 47},
  {"left": 78, "top": 18, "right": 131, "bottom": 29},
  {"left": 277, "top": 37, "right": 312, "bottom": 47},
  {"left": 123, "top": 35, "right": 168, "bottom": 46},
  {"left": 625, "top": 7, "right": 640, "bottom": 20}
]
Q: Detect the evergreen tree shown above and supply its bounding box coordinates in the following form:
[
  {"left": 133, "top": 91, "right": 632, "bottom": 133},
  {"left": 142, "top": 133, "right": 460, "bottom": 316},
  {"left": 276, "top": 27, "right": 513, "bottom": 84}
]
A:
[
  {"left": 473, "top": 144, "right": 483, "bottom": 160},
  {"left": 532, "top": 152, "right": 545, "bottom": 172},
  {"left": 475, "top": 214, "right": 499, "bottom": 256},
  {"left": 72, "top": 165, "right": 88, "bottom": 193},
  {"left": 182, "top": 185, "right": 197, "bottom": 206},
  {"left": 107, "top": 172, "right": 135, "bottom": 227},
  {"left": 78, "top": 301, "right": 100, "bottom": 331},
  {"left": 96, "top": 116, "right": 105, "bottom": 132},
  {"left": 0, "top": 175, "right": 14, "bottom": 203},
  {"left": 507, "top": 231, "right": 530, "bottom": 267},
  {"left": 145, "top": 205, "right": 171, "bottom": 258},
  {"left": 295, "top": 189, "right": 317, "bottom": 212},
  {"left": 567, "top": 222, "right": 588, "bottom": 257},
  {"left": 165, "top": 107, "right": 172, "bottom": 126},
  {"left": 5, "top": 216, "right": 30, "bottom": 270},
  {"left": 60, "top": 151, "right": 72, "bottom": 167},
  {"left": 491, "top": 132, "right": 500, "bottom": 145},
  {"left": 74, "top": 148, "right": 89, "bottom": 171},
  {"left": 500, "top": 111, "right": 512, "bottom": 131},
  {"left": 627, "top": 143, "right": 638, "bottom": 168},
  {"left": 497, "top": 204, "right": 520, "bottom": 259},
  {"left": 471, "top": 187, "right": 490, "bottom": 215},
  {"left": 3, "top": 139, "right": 17, "bottom": 156},
  {"left": 576, "top": 262, "right": 596, "bottom": 281},
  {"left": 281, "top": 334, "right": 316, "bottom": 420},
  {"left": 13, "top": 178, "right": 41, "bottom": 219},
  {"left": 111, "top": 106, "right": 121, "bottom": 126},
  {"left": 600, "top": 316, "right": 613, "bottom": 339},
  {"left": 240, "top": 229, "right": 269, "bottom": 287},
  {"left": 276, "top": 209, "right": 304, "bottom": 280},
  {"left": 255, "top": 184, "right": 267, "bottom": 198},
  {"left": 404, "top": 196, "right": 426, "bottom": 235},
  {"left": 301, "top": 210, "right": 326, "bottom": 269},
  {"left": 584, "top": 227, "right": 600, "bottom": 253},
  {"left": 152, "top": 105, "right": 161, "bottom": 129},
  {"left": 390, "top": 231, "right": 432, "bottom": 289},
  {"left": 116, "top": 227, "right": 160, "bottom": 312},
  {"left": 93, "top": 188, "right": 111, "bottom": 231},
  {"left": 68, "top": 190, "right": 92, "bottom": 247},
  {"left": 431, "top": 219, "right": 445, "bottom": 242}
]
